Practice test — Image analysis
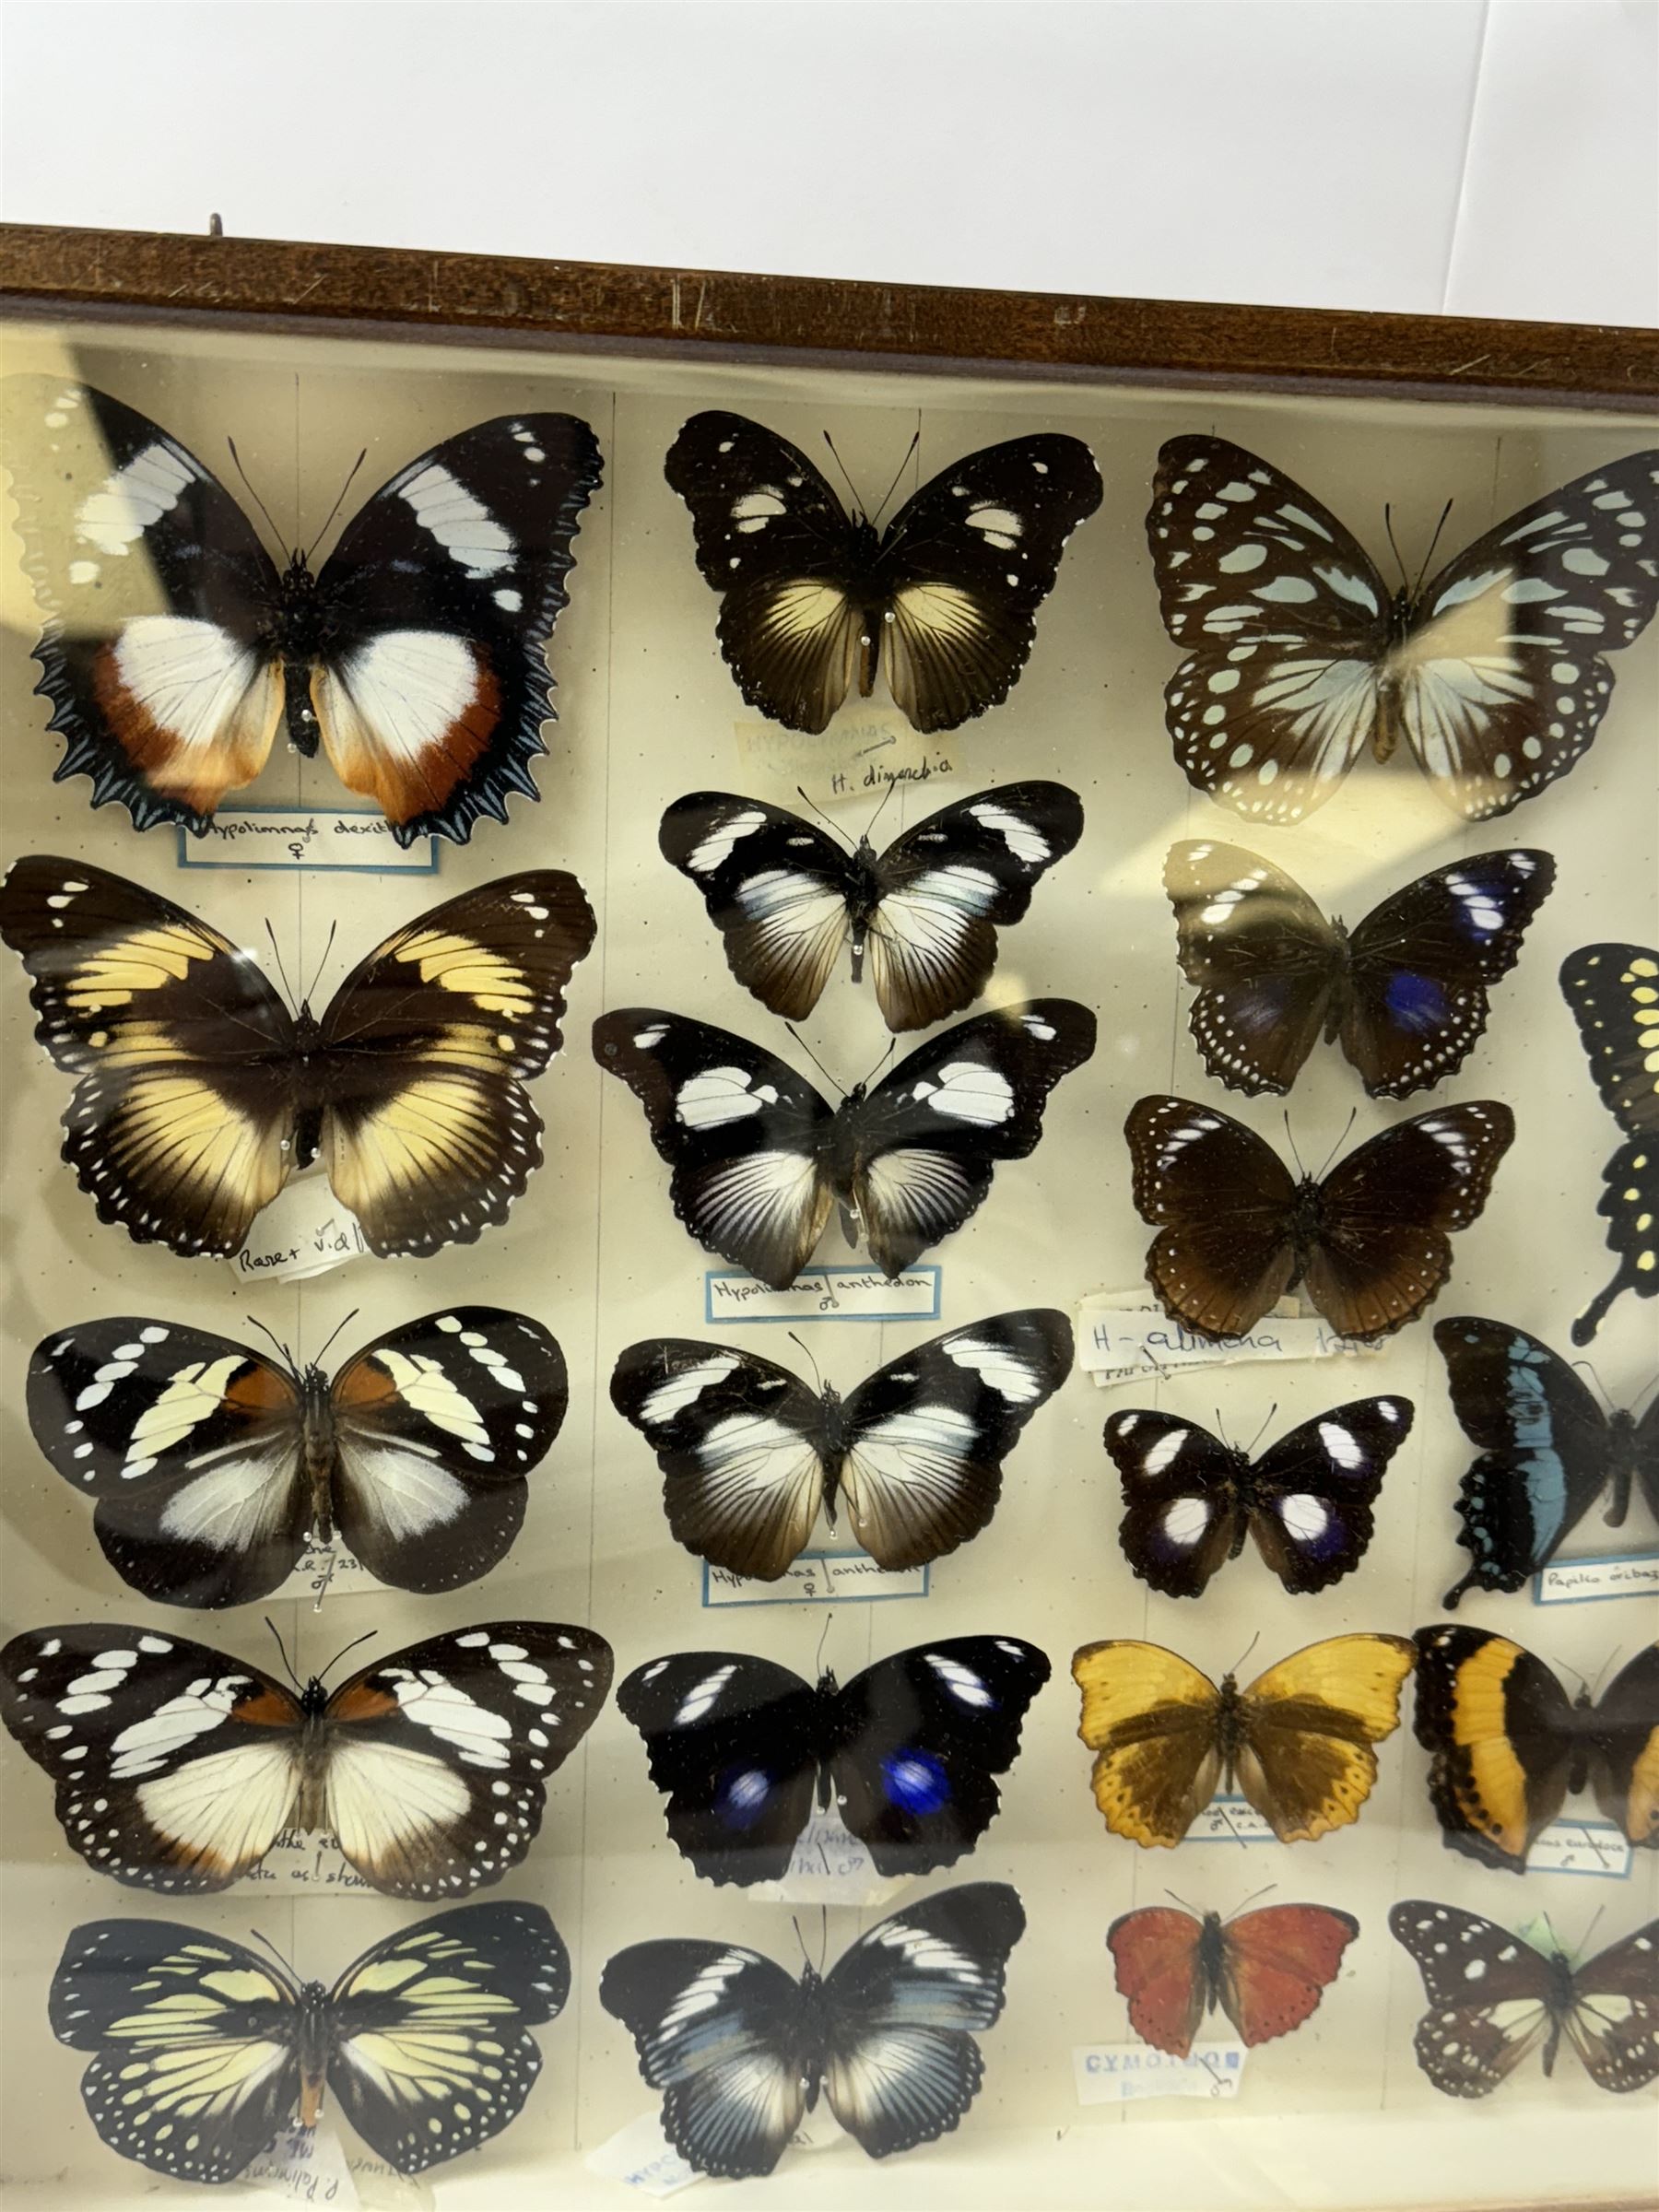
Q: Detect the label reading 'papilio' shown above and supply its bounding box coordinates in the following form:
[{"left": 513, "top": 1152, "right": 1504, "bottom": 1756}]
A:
[
  {"left": 233, "top": 1177, "right": 371, "bottom": 1284},
  {"left": 734, "top": 711, "right": 959, "bottom": 813},
  {"left": 701, "top": 1551, "right": 929, "bottom": 1608},
  {"left": 1528, "top": 1818, "right": 1632, "bottom": 1878},
  {"left": 704, "top": 1265, "right": 940, "bottom": 1324},
  {"left": 1533, "top": 1552, "right": 1659, "bottom": 1605},
  {"left": 177, "top": 805, "right": 439, "bottom": 874},
  {"left": 1072, "top": 2041, "right": 1246, "bottom": 2104},
  {"left": 1078, "top": 1293, "right": 1381, "bottom": 1387}
]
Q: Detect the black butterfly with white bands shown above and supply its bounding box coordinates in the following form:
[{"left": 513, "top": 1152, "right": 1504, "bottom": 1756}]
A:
[
  {"left": 4, "top": 377, "right": 601, "bottom": 843},
  {"left": 52, "top": 1901, "right": 569, "bottom": 2181},
  {"left": 1560, "top": 943, "right": 1659, "bottom": 1342},
  {"left": 619, "top": 1637, "right": 1049, "bottom": 1884},
  {"left": 1147, "top": 434, "right": 1659, "bottom": 823},
  {"left": 611, "top": 1311, "right": 1072, "bottom": 1582},
  {"left": 1106, "top": 1394, "right": 1414, "bottom": 1597},
  {"left": 1125, "top": 1095, "right": 1514, "bottom": 1341},
  {"left": 601, "top": 1882, "right": 1025, "bottom": 2177},
  {"left": 0, "top": 1618, "right": 611, "bottom": 1896},
  {"left": 26, "top": 1307, "right": 567, "bottom": 1608},
  {"left": 594, "top": 1001, "right": 1094, "bottom": 1287},
  {"left": 1390, "top": 1904, "right": 1659, "bottom": 2099},
  {"left": 660, "top": 781, "right": 1083, "bottom": 1031},
  {"left": 1166, "top": 840, "right": 1554, "bottom": 1098},
  {"left": 1436, "top": 1316, "right": 1659, "bottom": 1606},
  {"left": 0, "top": 856, "right": 594, "bottom": 1259},
  {"left": 665, "top": 411, "right": 1101, "bottom": 733}
]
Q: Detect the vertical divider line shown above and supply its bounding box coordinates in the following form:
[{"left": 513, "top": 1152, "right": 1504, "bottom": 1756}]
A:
[{"left": 1439, "top": 0, "right": 1495, "bottom": 315}]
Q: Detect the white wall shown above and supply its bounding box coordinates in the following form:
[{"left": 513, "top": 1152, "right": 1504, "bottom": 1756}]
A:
[{"left": 0, "top": 0, "right": 1654, "bottom": 327}]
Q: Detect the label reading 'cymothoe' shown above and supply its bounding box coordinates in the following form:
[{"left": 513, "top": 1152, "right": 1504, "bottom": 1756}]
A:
[
  {"left": 1073, "top": 2042, "right": 1246, "bottom": 2105},
  {"left": 1527, "top": 1818, "right": 1632, "bottom": 1878},
  {"left": 1078, "top": 1294, "right": 1380, "bottom": 1388},
  {"left": 702, "top": 1551, "right": 929, "bottom": 1608},
  {"left": 735, "top": 710, "right": 959, "bottom": 814},
  {"left": 233, "top": 1178, "right": 371, "bottom": 1284},
  {"left": 747, "top": 1810, "right": 905, "bottom": 1910},
  {"left": 242, "top": 2124, "right": 359, "bottom": 2207},
  {"left": 1534, "top": 1552, "right": 1659, "bottom": 1605},
  {"left": 178, "top": 805, "right": 438, "bottom": 874},
  {"left": 705, "top": 1266, "right": 940, "bottom": 1324}
]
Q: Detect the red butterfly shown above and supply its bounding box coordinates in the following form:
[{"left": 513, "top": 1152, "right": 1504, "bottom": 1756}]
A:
[{"left": 1108, "top": 1902, "right": 1359, "bottom": 2057}]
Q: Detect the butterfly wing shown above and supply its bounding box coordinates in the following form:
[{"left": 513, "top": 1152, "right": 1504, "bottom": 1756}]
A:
[
  {"left": 1124, "top": 1095, "right": 1300, "bottom": 1339},
  {"left": 309, "top": 412, "right": 601, "bottom": 843},
  {"left": 1434, "top": 1316, "right": 1615, "bottom": 1605},
  {"left": 1560, "top": 946, "right": 1659, "bottom": 1342},
  {"left": 3, "top": 377, "right": 287, "bottom": 830},
  {"left": 616, "top": 1651, "right": 822, "bottom": 1884},
  {"left": 1559, "top": 1920, "right": 1659, "bottom": 2093},
  {"left": 1394, "top": 450, "right": 1659, "bottom": 819},
  {"left": 26, "top": 1315, "right": 310, "bottom": 1606},
  {"left": 326, "top": 1306, "right": 567, "bottom": 1591},
  {"left": 1585, "top": 1644, "right": 1659, "bottom": 1851},
  {"left": 0, "top": 1623, "right": 303, "bottom": 1888},
  {"left": 820, "top": 1883, "right": 1025, "bottom": 2157},
  {"left": 1342, "top": 851, "right": 1556, "bottom": 1097},
  {"left": 594, "top": 1010, "right": 835, "bottom": 1288},
  {"left": 1070, "top": 1640, "right": 1224, "bottom": 1847},
  {"left": 1411, "top": 1624, "right": 1575, "bottom": 1870},
  {"left": 315, "top": 870, "right": 594, "bottom": 1257},
  {"left": 870, "top": 436, "right": 1101, "bottom": 732},
  {"left": 1164, "top": 840, "right": 1339, "bottom": 1095},
  {"left": 1300, "top": 1103, "right": 1514, "bottom": 1339},
  {"left": 830, "top": 1637, "right": 1050, "bottom": 1874},
  {"left": 0, "top": 855, "right": 299, "bottom": 1254},
  {"left": 1106, "top": 1908, "right": 1208, "bottom": 2057},
  {"left": 1103, "top": 1410, "right": 1248, "bottom": 1599},
  {"left": 836, "top": 1309, "right": 1074, "bottom": 1569},
  {"left": 865, "top": 781, "right": 1085, "bottom": 1030},
  {"left": 51, "top": 1919, "right": 300, "bottom": 2182},
  {"left": 1241, "top": 1394, "right": 1415, "bottom": 1594},
  {"left": 848, "top": 1001, "right": 1096, "bottom": 1277},
  {"left": 659, "top": 792, "right": 856, "bottom": 1019},
  {"left": 1235, "top": 1632, "right": 1417, "bottom": 1842},
  {"left": 600, "top": 1938, "right": 811, "bottom": 2179},
  {"left": 1146, "top": 435, "right": 1392, "bottom": 823},
  {"left": 1217, "top": 1904, "right": 1359, "bottom": 2048},
  {"left": 1387, "top": 1900, "right": 1559, "bottom": 2097},
  {"left": 320, "top": 1620, "right": 611, "bottom": 1895}
]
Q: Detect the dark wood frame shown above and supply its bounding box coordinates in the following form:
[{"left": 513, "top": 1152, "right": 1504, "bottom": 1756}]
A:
[{"left": 3, "top": 221, "right": 1657, "bottom": 409}]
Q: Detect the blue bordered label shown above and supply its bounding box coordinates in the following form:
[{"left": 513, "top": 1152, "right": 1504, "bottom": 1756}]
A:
[
  {"left": 701, "top": 1550, "right": 929, "bottom": 1607},
  {"left": 177, "top": 803, "right": 439, "bottom": 874},
  {"left": 704, "top": 1265, "right": 940, "bottom": 1325},
  {"left": 1528, "top": 1818, "right": 1631, "bottom": 1877},
  {"left": 1533, "top": 1551, "right": 1659, "bottom": 1605}
]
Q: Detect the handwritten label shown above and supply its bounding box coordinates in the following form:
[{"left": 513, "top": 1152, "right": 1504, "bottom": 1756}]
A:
[
  {"left": 747, "top": 1809, "right": 905, "bottom": 1909},
  {"left": 1528, "top": 1818, "right": 1632, "bottom": 1877},
  {"left": 179, "top": 806, "right": 437, "bottom": 874},
  {"left": 1534, "top": 1552, "right": 1659, "bottom": 1605},
  {"left": 705, "top": 1265, "right": 940, "bottom": 1325},
  {"left": 233, "top": 1178, "right": 370, "bottom": 1284},
  {"left": 703, "top": 1550, "right": 929, "bottom": 1608},
  {"left": 242, "top": 2124, "right": 359, "bottom": 2206},
  {"left": 1078, "top": 1294, "right": 1378, "bottom": 1387},
  {"left": 277, "top": 1544, "right": 372, "bottom": 1608},
  {"left": 734, "top": 712, "right": 959, "bottom": 814},
  {"left": 585, "top": 2115, "right": 703, "bottom": 2198},
  {"left": 1074, "top": 2042, "right": 1245, "bottom": 2104},
  {"left": 1183, "top": 1795, "right": 1276, "bottom": 1845},
  {"left": 242, "top": 1827, "right": 371, "bottom": 1895}
]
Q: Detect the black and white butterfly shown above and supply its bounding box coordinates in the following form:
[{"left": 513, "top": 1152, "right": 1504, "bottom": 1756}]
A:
[
  {"left": 1125, "top": 1094, "right": 1514, "bottom": 1341},
  {"left": 1436, "top": 1316, "right": 1659, "bottom": 1606},
  {"left": 1105, "top": 1394, "right": 1414, "bottom": 1598},
  {"left": 1389, "top": 1902, "right": 1659, "bottom": 2098},
  {"left": 1560, "top": 943, "right": 1659, "bottom": 1343},
  {"left": 1165, "top": 840, "right": 1554, "bottom": 1098},
  {"left": 52, "top": 1901, "right": 569, "bottom": 2181},
  {"left": 0, "top": 856, "right": 594, "bottom": 1259},
  {"left": 610, "top": 1310, "right": 1073, "bottom": 1581},
  {"left": 26, "top": 1307, "right": 568, "bottom": 1608},
  {"left": 660, "top": 781, "right": 1083, "bottom": 1031},
  {"left": 600, "top": 1883, "right": 1025, "bottom": 2176},
  {"left": 3, "top": 377, "right": 601, "bottom": 843},
  {"left": 665, "top": 410, "right": 1101, "bottom": 733},
  {"left": 0, "top": 1618, "right": 611, "bottom": 1895},
  {"left": 1146, "top": 434, "right": 1659, "bottom": 823},
  {"left": 594, "top": 1001, "right": 1094, "bottom": 1287},
  {"left": 618, "top": 1638, "right": 1050, "bottom": 1883}
]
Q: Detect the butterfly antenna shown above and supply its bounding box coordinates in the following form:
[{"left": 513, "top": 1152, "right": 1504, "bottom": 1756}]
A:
[
  {"left": 856, "top": 1037, "right": 898, "bottom": 1092},
  {"left": 1587, "top": 1646, "right": 1622, "bottom": 1701},
  {"left": 1576, "top": 1903, "right": 1606, "bottom": 1959},
  {"left": 247, "top": 1927, "right": 299, "bottom": 1979},
  {"left": 785, "top": 1025, "right": 846, "bottom": 1100},
  {"left": 318, "top": 1627, "right": 377, "bottom": 1685},
  {"left": 1382, "top": 502, "right": 1411, "bottom": 597},
  {"left": 308, "top": 1308, "right": 359, "bottom": 1371},
  {"left": 787, "top": 1330, "right": 825, "bottom": 1393},
  {"left": 264, "top": 920, "right": 297, "bottom": 1009},
  {"left": 813, "top": 1610, "right": 833, "bottom": 1677},
  {"left": 302, "top": 919, "right": 338, "bottom": 1009},
  {"left": 264, "top": 1617, "right": 301, "bottom": 1691},
  {"left": 1163, "top": 1888, "right": 1200, "bottom": 1915},
  {"left": 820, "top": 431, "right": 866, "bottom": 519},
  {"left": 869, "top": 430, "right": 921, "bottom": 529},
  {"left": 245, "top": 1313, "right": 300, "bottom": 1375},
  {"left": 1282, "top": 1110, "right": 1306, "bottom": 1178},
  {"left": 226, "top": 436, "right": 292, "bottom": 558},
  {"left": 1312, "top": 1109, "right": 1359, "bottom": 1183},
  {"left": 794, "top": 785, "right": 851, "bottom": 846},
  {"left": 1412, "top": 499, "right": 1455, "bottom": 602},
  {"left": 1632, "top": 1367, "right": 1659, "bottom": 1414},
  {"left": 1242, "top": 1402, "right": 1278, "bottom": 1457},
  {"left": 1226, "top": 1630, "right": 1260, "bottom": 1681},
  {"left": 818, "top": 1906, "right": 829, "bottom": 1974},
  {"left": 792, "top": 1915, "right": 812, "bottom": 1971},
  {"left": 304, "top": 449, "right": 367, "bottom": 565},
  {"left": 1229, "top": 1881, "right": 1277, "bottom": 1919},
  {"left": 863, "top": 775, "right": 900, "bottom": 843},
  {"left": 1570, "top": 1357, "right": 1618, "bottom": 1417}
]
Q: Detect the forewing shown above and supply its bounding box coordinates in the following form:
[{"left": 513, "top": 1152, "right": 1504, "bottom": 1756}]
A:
[
  {"left": 1560, "top": 943, "right": 1659, "bottom": 1137},
  {"left": 1218, "top": 1905, "right": 1359, "bottom": 2048},
  {"left": 1102, "top": 1408, "right": 1245, "bottom": 1599},
  {"left": 1243, "top": 1394, "right": 1415, "bottom": 1594},
  {"left": 1106, "top": 1908, "right": 1207, "bottom": 2057},
  {"left": 1164, "top": 839, "right": 1338, "bottom": 1094},
  {"left": 1124, "top": 1095, "right": 1299, "bottom": 1339},
  {"left": 1585, "top": 1645, "right": 1659, "bottom": 1852},
  {"left": 659, "top": 792, "right": 854, "bottom": 1018},
  {"left": 1411, "top": 1624, "right": 1575, "bottom": 1870},
  {"left": 1236, "top": 1632, "right": 1417, "bottom": 1842},
  {"left": 1388, "top": 1901, "right": 1557, "bottom": 2098},
  {"left": 1070, "top": 1640, "right": 1224, "bottom": 1847},
  {"left": 1562, "top": 1922, "right": 1659, "bottom": 2093}
]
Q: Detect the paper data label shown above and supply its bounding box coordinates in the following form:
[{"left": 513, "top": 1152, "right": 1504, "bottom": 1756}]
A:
[
  {"left": 747, "top": 1810, "right": 905, "bottom": 1910},
  {"left": 234, "top": 1179, "right": 371, "bottom": 1284},
  {"left": 734, "top": 711, "right": 960, "bottom": 813},
  {"left": 241, "top": 1828, "right": 371, "bottom": 1896},
  {"left": 705, "top": 1265, "right": 940, "bottom": 1324},
  {"left": 586, "top": 2114, "right": 703, "bottom": 2197},
  {"left": 1528, "top": 1818, "right": 1632, "bottom": 1878},
  {"left": 1078, "top": 1294, "right": 1379, "bottom": 1387},
  {"left": 278, "top": 1545, "right": 373, "bottom": 1606},
  {"left": 179, "top": 806, "right": 437, "bottom": 874},
  {"left": 1534, "top": 1552, "right": 1659, "bottom": 1605},
  {"left": 702, "top": 1551, "right": 929, "bottom": 1608},
  {"left": 1183, "top": 1795, "right": 1276, "bottom": 1845},
  {"left": 1073, "top": 2042, "right": 1246, "bottom": 2104},
  {"left": 242, "top": 2124, "right": 359, "bottom": 2206}
]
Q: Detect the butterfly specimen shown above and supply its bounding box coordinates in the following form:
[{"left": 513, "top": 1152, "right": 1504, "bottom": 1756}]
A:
[
  {"left": 600, "top": 1882, "right": 1024, "bottom": 2176},
  {"left": 3, "top": 377, "right": 601, "bottom": 843},
  {"left": 1165, "top": 840, "right": 1554, "bottom": 1099},
  {"left": 1071, "top": 1632, "right": 1416, "bottom": 1847},
  {"left": 660, "top": 780, "right": 1083, "bottom": 1031},
  {"left": 1436, "top": 1316, "right": 1659, "bottom": 1606},
  {"left": 665, "top": 410, "right": 1101, "bottom": 734},
  {"left": 26, "top": 1306, "right": 567, "bottom": 1608},
  {"left": 1389, "top": 1901, "right": 1659, "bottom": 2097},
  {"left": 618, "top": 1636, "right": 1049, "bottom": 1883},
  {"left": 595, "top": 1001, "right": 1094, "bottom": 1287},
  {"left": 51, "top": 1900, "right": 569, "bottom": 2180},
  {"left": 1108, "top": 1901, "right": 1359, "bottom": 2058},
  {"left": 611, "top": 1310, "right": 1073, "bottom": 1581},
  {"left": 1145, "top": 433, "right": 1659, "bottom": 823},
  {"left": 1560, "top": 943, "right": 1659, "bottom": 1342},
  {"left": 1105, "top": 1394, "right": 1414, "bottom": 1597},
  {"left": 1412, "top": 1624, "right": 1659, "bottom": 1872},
  {"left": 0, "top": 1617, "right": 611, "bottom": 1894},
  {"left": 1124, "top": 1094, "right": 1513, "bottom": 1340},
  {"left": 0, "top": 856, "right": 594, "bottom": 1258}
]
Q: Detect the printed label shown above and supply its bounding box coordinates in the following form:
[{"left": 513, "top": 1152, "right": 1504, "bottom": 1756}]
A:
[
  {"left": 242, "top": 2124, "right": 359, "bottom": 2206},
  {"left": 1073, "top": 2042, "right": 1246, "bottom": 2104},
  {"left": 705, "top": 1265, "right": 940, "bottom": 1324},
  {"left": 734, "top": 711, "right": 959, "bottom": 814},
  {"left": 1528, "top": 1818, "right": 1632, "bottom": 1878},
  {"left": 1183, "top": 1795, "right": 1276, "bottom": 1845},
  {"left": 747, "top": 1810, "right": 906, "bottom": 1909},
  {"left": 241, "top": 1827, "right": 371, "bottom": 1895},
  {"left": 179, "top": 805, "right": 437, "bottom": 874},
  {"left": 702, "top": 1551, "right": 929, "bottom": 1608},
  {"left": 233, "top": 1179, "right": 371, "bottom": 1284},
  {"left": 1078, "top": 1294, "right": 1379, "bottom": 1388},
  {"left": 1534, "top": 1552, "right": 1659, "bottom": 1605},
  {"left": 585, "top": 2114, "right": 703, "bottom": 2198}
]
